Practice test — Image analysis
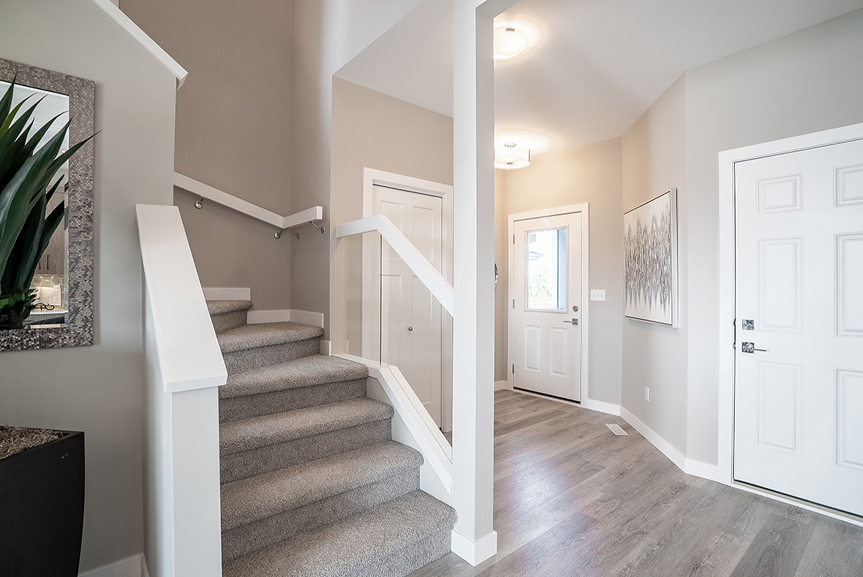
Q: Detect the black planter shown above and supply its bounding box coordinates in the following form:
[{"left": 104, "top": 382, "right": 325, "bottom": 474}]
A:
[{"left": 0, "top": 430, "right": 85, "bottom": 576}]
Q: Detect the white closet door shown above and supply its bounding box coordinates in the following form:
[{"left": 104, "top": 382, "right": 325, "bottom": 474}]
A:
[
  {"left": 734, "top": 138, "right": 863, "bottom": 517},
  {"left": 375, "top": 185, "right": 444, "bottom": 426}
]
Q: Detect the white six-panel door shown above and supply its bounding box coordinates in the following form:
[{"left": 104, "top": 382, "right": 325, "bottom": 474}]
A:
[
  {"left": 734, "top": 138, "right": 863, "bottom": 517},
  {"left": 512, "top": 212, "right": 583, "bottom": 401},
  {"left": 374, "top": 185, "right": 444, "bottom": 426}
]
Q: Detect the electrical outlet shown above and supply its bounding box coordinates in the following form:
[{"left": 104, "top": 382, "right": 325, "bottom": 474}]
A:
[
  {"left": 644, "top": 386, "right": 650, "bottom": 402},
  {"left": 590, "top": 289, "right": 606, "bottom": 301}
]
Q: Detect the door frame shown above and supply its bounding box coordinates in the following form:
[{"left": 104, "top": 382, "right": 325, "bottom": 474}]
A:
[
  {"left": 362, "top": 168, "right": 455, "bottom": 432},
  {"left": 507, "top": 203, "right": 590, "bottom": 406},
  {"left": 718, "top": 122, "right": 863, "bottom": 516}
]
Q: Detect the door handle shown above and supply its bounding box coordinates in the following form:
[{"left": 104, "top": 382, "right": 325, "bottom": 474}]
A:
[
  {"left": 741, "top": 342, "right": 767, "bottom": 354},
  {"left": 563, "top": 318, "right": 579, "bottom": 325}
]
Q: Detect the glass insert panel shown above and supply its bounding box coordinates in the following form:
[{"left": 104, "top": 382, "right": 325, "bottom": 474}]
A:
[{"left": 526, "top": 227, "right": 567, "bottom": 310}]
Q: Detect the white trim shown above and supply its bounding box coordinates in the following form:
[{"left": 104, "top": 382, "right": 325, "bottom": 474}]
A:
[
  {"left": 361, "top": 168, "right": 455, "bottom": 433},
  {"left": 247, "top": 309, "right": 291, "bottom": 324},
  {"left": 289, "top": 309, "right": 325, "bottom": 328},
  {"left": 717, "top": 122, "right": 863, "bottom": 488},
  {"left": 507, "top": 203, "right": 590, "bottom": 405},
  {"left": 581, "top": 398, "right": 621, "bottom": 417},
  {"left": 620, "top": 406, "right": 686, "bottom": 471},
  {"left": 494, "top": 379, "right": 509, "bottom": 391},
  {"left": 320, "top": 340, "right": 332, "bottom": 356},
  {"left": 451, "top": 529, "right": 498, "bottom": 566},
  {"left": 338, "top": 354, "right": 453, "bottom": 492},
  {"left": 684, "top": 458, "right": 724, "bottom": 483},
  {"left": 202, "top": 287, "right": 250, "bottom": 301},
  {"left": 78, "top": 554, "right": 145, "bottom": 577},
  {"left": 90, "top": 0, "right": 188, "bottom": 88},
  {"left": 174, "top": 172, "right": 323, "bottom": 232}
]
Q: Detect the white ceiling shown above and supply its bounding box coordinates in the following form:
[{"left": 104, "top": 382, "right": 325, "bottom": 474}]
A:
[{"left": 335, "top": 0, "right": 863, "bottom": 157}]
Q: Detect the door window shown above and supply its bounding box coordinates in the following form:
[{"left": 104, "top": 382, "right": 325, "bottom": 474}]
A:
[{"left": 525, "top": 228, "right": 567, "bottom": 311}]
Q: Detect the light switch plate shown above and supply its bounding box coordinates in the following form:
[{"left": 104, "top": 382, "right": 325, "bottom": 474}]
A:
[{"left": 590, "top": 290, "right": 606, "bottom": 301}]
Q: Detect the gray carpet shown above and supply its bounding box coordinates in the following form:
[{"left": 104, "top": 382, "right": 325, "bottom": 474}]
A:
[{"left": 208, "top": 300, "right": 456, "bottom": 576}]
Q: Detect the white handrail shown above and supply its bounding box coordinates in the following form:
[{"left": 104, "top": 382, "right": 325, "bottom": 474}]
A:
[
  {"left": 335, "top": 214, "right": 454, "bottom": 315},
  {"left": 174, "top": 172, "right": 324, "bottom": 234}
]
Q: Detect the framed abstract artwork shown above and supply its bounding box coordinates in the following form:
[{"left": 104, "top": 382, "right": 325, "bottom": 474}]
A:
[{"left": 624, "top": 189, "right": 679, "bottom": 327}]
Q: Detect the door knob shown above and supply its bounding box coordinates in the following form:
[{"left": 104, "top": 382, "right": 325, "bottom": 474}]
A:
[{"left": 408, "top": 326, "right": 413, "bottom": 332}]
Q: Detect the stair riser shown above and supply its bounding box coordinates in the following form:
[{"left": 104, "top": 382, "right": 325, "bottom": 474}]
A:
[
  {"left": 219, "top": 379, "right": 367, "bottom": 423},
  {"left": 221, "top": 468, "right": 420, "bottom": 563},
  {"left": 220, "top": 419, "right": 392, "bottom": 484},
  {"left": 211, "top": 310, "right": 248, "bottom": 335},
  {"left": 223, "top": 338, "right": 320, "bottom": 374},
  {"left": 352, "top": 526, "right": 453, "bottom": 577}
]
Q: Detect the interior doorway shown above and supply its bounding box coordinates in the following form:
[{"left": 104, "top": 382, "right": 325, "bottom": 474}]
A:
[
  {"left": 362, "top": 168, "right": 454, "bottom": 431},
  {"left": 508, "top": 204, "right": 590, "bottom": 403}
]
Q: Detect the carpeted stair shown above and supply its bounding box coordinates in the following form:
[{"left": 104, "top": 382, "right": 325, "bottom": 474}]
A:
[{"left": 208, "top": 300, "right": 456, "bottom": 577}]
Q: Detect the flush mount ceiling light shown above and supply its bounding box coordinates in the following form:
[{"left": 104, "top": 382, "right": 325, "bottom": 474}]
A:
[
  {"left": 495, "top": 142, "right": 530, "bottom": 170},
  {"left": 493, "top": 19, "right": 540, "bottom": 60},
  {"left": 494, "top": 27, "right": 529, "bottom": 60}
]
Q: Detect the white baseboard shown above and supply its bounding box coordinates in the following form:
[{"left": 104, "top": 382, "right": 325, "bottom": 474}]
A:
[
  {"left": 79, "top": 554, "right": 145, "bottom": 577},
  {"left": 202, "top": 287, "right": 250, "bottom": 301},
  {"left": 685, "top": 458, "right": 724, "bottom": 482},
  {"left": 247, "top": 309, "right": 292, "bottom": 323},
  {"left": 451, "top": 529, "right": 497, "bottom": 566},
  {"left": 320, "top": 340, "right": 332, "bottom": 356},
  {"left": 620, "top": 406, "right": 686, "bottom": 472},
  {"left": 247, "top": 309, "right": 325, "bottom": 329},
  {"left": 581, "top": 398, "right": 621, "bottom": 416},
  {"left": 494, "top": 380, "right": 509, "bottom": 391}
]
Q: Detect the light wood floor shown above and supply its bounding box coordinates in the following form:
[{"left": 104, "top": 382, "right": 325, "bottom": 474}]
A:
[{"left": 413, "top": 390, "right": 863, "bottom": 577}]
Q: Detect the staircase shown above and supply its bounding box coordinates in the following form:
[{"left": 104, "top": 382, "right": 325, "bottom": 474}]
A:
[{"left": 208, "top": 300, "right": 457, "bottom": 577}]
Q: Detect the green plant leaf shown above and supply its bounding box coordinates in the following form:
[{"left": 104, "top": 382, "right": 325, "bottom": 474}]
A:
[
  {"left": 0, "top": 124, "right": 68, "bottom": 274},
  {"left": 5, "top": 194, "right": 45, "bottom": 293},
  {"left": 0, "top": 77, "right": 16, "bottom": 136}
]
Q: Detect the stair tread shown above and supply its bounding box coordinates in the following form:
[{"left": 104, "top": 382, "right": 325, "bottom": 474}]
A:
[
  {"left": 220, "top": 355, "right": 368, "bottom": 399},
  {"left": 223, "top": 490, "right": 456, "bottom": 577},
  {"left": 221, "top": 441, "right": 422, "bottom": 531},
  {"left": 220, "top": 398, "right": 393, "bottom": 456},
  {"left": 218, "top": 322, "right": 325, "bottom": 354},
  {"left": 207, "top": 300, "right": 253, "bottom": 316}
]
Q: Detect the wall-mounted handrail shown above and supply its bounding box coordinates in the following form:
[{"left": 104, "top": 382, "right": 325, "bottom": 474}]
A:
[
  {"left": 174, "top": 172, "right": 324, "bottom": 237},
  {"left": 335, "top": 214, "right": 454, "bottom": 315}
]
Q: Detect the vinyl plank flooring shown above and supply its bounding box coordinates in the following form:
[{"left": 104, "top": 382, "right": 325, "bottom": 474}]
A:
[{"left": 408, "top": 391, "right": 863, "bottom": 577}]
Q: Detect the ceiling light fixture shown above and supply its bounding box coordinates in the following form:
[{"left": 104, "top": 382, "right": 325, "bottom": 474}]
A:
[
  {"left": 495, "top": 142, "right": 530, "bottom": 170},
  {"left": 494, "top": 26, "right": 529, "bottom": 60}
]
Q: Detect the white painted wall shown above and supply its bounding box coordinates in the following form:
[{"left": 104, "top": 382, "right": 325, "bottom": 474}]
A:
[
  {"left": 0, "top": 0, "right": 178, "bottom": 571},
  {"left": 621, "top": 76, "right": 689, "bottom": 456}
]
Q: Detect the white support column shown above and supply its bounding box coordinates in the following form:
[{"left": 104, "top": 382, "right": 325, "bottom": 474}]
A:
[{"left": 451, "top": 0, "right": 498, "bottom": 565}]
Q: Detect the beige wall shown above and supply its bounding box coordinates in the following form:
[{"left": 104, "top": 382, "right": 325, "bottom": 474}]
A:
[
  {"left": 683, "top": 8, "right": 863, "bottom": 464},
  {"left": 290, "top": 0, "right": 427, "bottom": 332},
  {"left": 495, "top": 139, "right": 624, "bottom": 405},
  {"left": 330, "top": 77, "right": 454, "bottom": 353},
  {"left": 0, "top": 0, "right": 178, "bottom": 571},
  {"left": 621, "top": 76, "right": 689, "bottom": 454},
  {"left": 123, "top": 0, "right": 295, "bottom": 310}
]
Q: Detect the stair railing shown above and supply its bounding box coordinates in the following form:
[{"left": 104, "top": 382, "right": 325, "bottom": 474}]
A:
[
  {"left": 334, "top": 215, "right": 454, "bottom": 504},
  {"left": 137, "top": 204, "right": 226, "bottom": 577},
  {"left": 174, "top": 172, "right": 325, "bottom": 239}
]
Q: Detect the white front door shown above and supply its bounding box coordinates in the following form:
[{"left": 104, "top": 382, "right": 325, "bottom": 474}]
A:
[
  {"left": 512, "top": 212, "right": 583, "bottom": 401},
  {"left": 374, "top": 185, "right": 444, "bottom": 426},
  {"left": 734, "top": 138, "right": 863, "bottom": 517}
]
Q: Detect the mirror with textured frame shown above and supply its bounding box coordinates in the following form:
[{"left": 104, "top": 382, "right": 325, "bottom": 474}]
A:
[{"left": 0, "top": 58, "right": 94, "bottom": 351}]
